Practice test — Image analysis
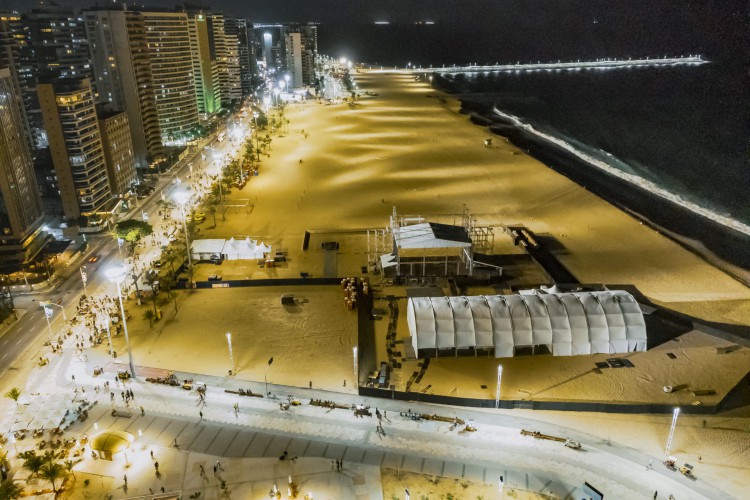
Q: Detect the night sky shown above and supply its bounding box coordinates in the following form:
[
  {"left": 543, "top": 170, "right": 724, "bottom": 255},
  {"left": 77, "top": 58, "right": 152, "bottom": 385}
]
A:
[{"left": 0, "top": 0, "right": 741, "bottom": 27}]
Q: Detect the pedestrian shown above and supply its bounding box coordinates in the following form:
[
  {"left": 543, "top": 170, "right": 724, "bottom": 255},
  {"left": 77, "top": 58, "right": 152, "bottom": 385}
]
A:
[
  {"left": 161, "top": 487, "right": 165, "bottom": 493},
  {"left": 309, "top": 380, "right": 312, "bottom": 389},
  {"left": 110, "top": 392, "right": 115, "bottom": 401},
  {"left": 200, "top": 464, "right": 205, "bottom": 477},
  {"left": 213, "top": 465, "right": 217, "bottom": 476},
  {"left": 123, "top": 474, "right": 127, "bottom": 485},
  {"left": 150, "top": 450, "right": 154, "bottom": 459},
  {"left": 173, "top": 438, "right": 178, "bottom": 448},
  {"left": 199, "top": 410, "right": 203, "bottom": 421},
  {"left": 331, "top": 460, "right": 335, "bottom": 471},
  {"left": 343, "top": 379, "right": 346, "bottom": 387},
  {"left": 216, "top": 461, "right": 223, "bottom": 471},
  {"left": 653, "top": 491, "right": 657, "bottom": 500},
  {"left": 72, "top": 374, "right": 75, "bottom": 382},
  {"left": 140, "top": 406, "right": 145, "bottom": 416}
]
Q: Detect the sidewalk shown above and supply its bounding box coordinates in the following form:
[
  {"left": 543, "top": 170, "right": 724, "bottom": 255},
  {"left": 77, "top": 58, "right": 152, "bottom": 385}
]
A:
[{"left": 15, "top": 338, "right": 701, "bottom": 500}]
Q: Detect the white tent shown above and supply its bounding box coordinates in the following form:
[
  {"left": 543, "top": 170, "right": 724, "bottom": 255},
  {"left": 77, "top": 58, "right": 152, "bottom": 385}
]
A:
[
  {"left": 407, "top": 290, "right": 647, "bottom": 358},
  {"left": 190, "top": 239, "right": 225, "bottom": 261}
]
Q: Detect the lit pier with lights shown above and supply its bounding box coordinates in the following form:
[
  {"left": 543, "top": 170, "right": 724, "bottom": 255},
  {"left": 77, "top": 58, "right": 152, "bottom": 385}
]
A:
[{"left": 420, "top": 55, "right": 708, "bottom": 74}]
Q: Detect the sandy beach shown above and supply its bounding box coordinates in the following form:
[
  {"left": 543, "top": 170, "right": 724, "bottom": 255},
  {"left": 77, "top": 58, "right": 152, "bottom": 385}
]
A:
[
  {"left": 200, "top": 69, "right": 750, "bottom": 327},
  {"left": 79, "top": 72, "right": 750, "bottom": 492}
]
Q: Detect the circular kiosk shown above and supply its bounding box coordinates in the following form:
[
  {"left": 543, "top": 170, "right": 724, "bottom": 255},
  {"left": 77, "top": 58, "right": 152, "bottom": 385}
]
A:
[{"left": 90, "top": 430, "right": 134, "bottom": 460}]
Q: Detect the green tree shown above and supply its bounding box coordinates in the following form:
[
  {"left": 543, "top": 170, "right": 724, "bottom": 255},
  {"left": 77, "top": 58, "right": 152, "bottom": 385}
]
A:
[
  {"left": 159, "top": 273, "right": 179, "bottom": 313},
  {"left": 163, "top": 248, "right": 177, "bottom": 274},
  {"left": 22, "top": 453, "right": 45, "bottom": 477},
  {"left": 143, "top": 272, "right": 160, "bottom": 317},
  {"left": 115, "top": 220, "right": 153, "bottom": 254},
  {"left": 39, "top": 461, "right": 65, "bottom": 493},
  {"left": 0, "top": 479, "right": 23, "bottom": 499},
  {"left": 4, "top": 387, "right": 21, "bottom": 402},
  {"left": 63, "top": 459, "right": 78, "bottom": 482},
  {"left": 143, "top": 309, "right": 155, "bottom": 327}
]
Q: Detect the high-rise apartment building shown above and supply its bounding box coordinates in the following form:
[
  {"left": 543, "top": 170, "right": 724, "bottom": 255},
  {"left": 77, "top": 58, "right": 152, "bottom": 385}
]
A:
[
  {"left": 38, "top": 78, "right": 111, "bottom": 219},
  {"left": 213, "top": 14, "right": 241, "bottom": 106},
  {"left": 142, "top": 11, "right": 198, "bottom": 144},
  {"left": 284, "top": 24, "right": 317, "bottom": 88},
  {"left": 83, "top": 8, "right": 162, "bottom": 170},
  {"left": 0, "top": 67, "right": 44, "bottom": 272},
  {"left": 187, "top": 11, "right": 221, "bottom": 119},
  {"left": 224, "top": 17, "right": 255, "bottom": 99},
  {"left": 22, "top": 6, "right": 96, "bottom": 149},
  {"left": 98, "top": 108, "right": 137, "bottom": 197},
  {"left": 0, "top": 7, "right": 94, "bottom": 151},
  {"left": 0, "top": 12, "right": 33, "bottom": 151}
]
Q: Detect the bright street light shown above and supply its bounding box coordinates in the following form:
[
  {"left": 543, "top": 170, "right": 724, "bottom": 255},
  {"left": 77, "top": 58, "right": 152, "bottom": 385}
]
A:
[
  {"left": 226, "top": 332, "right": 234, "bottom": 375},
  {"left": 40, "top": 300, "right": 67, "bottom": 320},
  {"left": 105, "top": 266, "right": 136, "bottom": 379},
  {"left": 173, "top": 191, "right": 193, "bottom": 269},
  {"left": 496, "top": 364, "right": 503, "bottom": 409},
  {"left": 664, "top": 407, "right": 680, "bottom": 457},
  {"left": 352, "top": 346, "right": 358, "bottom": 382},
  {"left": 265, "top": 357, "right": 273, "bottom": 396}
]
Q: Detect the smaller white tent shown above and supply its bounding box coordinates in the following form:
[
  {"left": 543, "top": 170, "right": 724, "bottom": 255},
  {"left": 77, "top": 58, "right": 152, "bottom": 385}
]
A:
[
  {"left": 190, "top": 238, "right": 271, "bottom": 261},
  {"left": 224, "top": 237, "right": 270, "bottom": 260},
  {"left": 190, "top": 239, "right": 225, "bottom": 261}
]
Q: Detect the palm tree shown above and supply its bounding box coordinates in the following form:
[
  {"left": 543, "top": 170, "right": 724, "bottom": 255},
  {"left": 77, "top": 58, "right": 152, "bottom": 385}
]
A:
[
  {"left": 4, "top": 387, "right": 21, "bottom": 402},
  {"left": 39, "top": 461, "right": 65, "bottom": 493},
  {"left": 63, "top": 459, "right": 77, "bottom": 482},
  {"left": 0, "top": 479, "right": 23, "bottom": 499},
  {"left": 22, "top": 453, "right": 45, "bottom": 478}
]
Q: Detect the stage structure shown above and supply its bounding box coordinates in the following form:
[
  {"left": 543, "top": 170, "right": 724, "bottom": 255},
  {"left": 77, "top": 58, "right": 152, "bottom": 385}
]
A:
[
  {"left": 407, "top": 289, "right": 647, "bottom": 358},
  {"left": 378, "top": 206, "right": 494, "bottom": 278}
]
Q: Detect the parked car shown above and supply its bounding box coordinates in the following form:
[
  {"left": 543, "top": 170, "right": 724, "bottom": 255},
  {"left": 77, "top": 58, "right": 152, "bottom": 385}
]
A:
[{"left": 208, "top": 274, "right": 222, "bottom": 281}]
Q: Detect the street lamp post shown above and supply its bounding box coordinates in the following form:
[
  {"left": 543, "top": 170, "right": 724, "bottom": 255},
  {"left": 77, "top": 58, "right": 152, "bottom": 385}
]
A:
[
  {"left": 105, "top": 267, "right": 136, "bottom": 379},
  {"left": 103, "top": 315, "right": 114, "bottom": 358},
  {"left": 496, "top": 364, "right": 503, "bottom": 409},
  {"left": 41, "top": 301, "right": 67, "bottom": 321},
  {"left": 664, "top": 407, "right": 680, "bottom": 457},
  {"left": 42, "top": 305, "right": 53, "bottom": 340},
  {"left": 265, "top": 357, "right": 273, "bottom": 396},
  {"left": 80, "top": 265, "right": 88, "bottom": 292},
  {"left": 173, "top": 191, "right": 193, "bottom": 269},
  {"left": 226, "top": 332, "right": 234, "bottom": 375},
  {"left": 352, "top": 346, "right": 358, "bottom": 382}
]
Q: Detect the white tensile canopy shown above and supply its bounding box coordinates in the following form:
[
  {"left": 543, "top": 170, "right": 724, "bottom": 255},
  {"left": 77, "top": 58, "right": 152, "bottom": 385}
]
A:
[
  {"left": 407, "top": 290, "right": 647, "bottom": 358},
  {"left": 191, "top": 238, "right": 271, "bottom": 261}
]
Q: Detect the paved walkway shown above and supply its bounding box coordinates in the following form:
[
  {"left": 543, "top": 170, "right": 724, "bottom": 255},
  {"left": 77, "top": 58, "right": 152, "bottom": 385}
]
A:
[{"left": 2, "top": 327, "right": 710, "bottom": 500}]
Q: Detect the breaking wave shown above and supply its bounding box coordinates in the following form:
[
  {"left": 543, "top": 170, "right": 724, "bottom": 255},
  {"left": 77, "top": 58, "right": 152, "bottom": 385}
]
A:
[{"left": 492, "top": 107, "right": 750, "bottom": 237}]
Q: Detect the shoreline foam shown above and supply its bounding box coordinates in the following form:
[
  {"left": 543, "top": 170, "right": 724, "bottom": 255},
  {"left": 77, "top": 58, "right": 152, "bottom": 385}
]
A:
[{"left": 450, "top": 97, "right": 750, "bottom": 285}]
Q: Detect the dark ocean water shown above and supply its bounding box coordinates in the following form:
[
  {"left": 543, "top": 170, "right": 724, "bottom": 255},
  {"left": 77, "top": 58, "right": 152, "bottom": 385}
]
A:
[
  {"left": 437, "top": 63, "right": 749, "bottom": 224},
  {"left": 318, "top": 9, "right": 750, "bottom": 253}
]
